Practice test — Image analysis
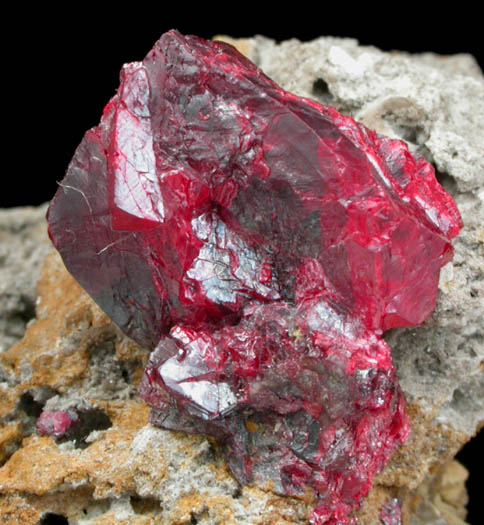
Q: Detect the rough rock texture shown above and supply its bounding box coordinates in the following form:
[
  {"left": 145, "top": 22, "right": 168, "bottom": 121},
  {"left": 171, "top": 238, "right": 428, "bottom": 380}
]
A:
[
  {"left": 0, "top": 205, "right": 50, "bottom": 354},
  {"left": 0, "top": 35, "right": 482, "bottom": 524}
]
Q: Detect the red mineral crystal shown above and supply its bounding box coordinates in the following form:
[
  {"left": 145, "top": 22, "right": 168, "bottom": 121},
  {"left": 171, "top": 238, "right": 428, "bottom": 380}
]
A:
[
  {"left": 36, "top": 410, "right": 79, "bottom": 438},
  {"left": 46, "top": 30, "right": 462, "bottom": 523}
]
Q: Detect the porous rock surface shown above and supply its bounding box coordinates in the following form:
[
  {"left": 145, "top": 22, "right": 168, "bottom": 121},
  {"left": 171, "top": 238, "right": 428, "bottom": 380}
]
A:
[
  {"left": 0, "top": 204, "right": 50, "bottom": 354},
  {"left": 0, "top": 36, "right": 482, "bottom": 524}
]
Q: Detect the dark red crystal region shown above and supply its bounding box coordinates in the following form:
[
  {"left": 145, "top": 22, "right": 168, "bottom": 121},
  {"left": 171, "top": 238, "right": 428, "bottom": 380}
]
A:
[{"left": 47, "top": 30, "right": 462, "bottom": 524}]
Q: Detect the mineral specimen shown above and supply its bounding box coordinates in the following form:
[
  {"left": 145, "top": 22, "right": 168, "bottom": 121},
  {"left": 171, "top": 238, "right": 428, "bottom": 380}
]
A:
[{"left": 46, "top": 30, "right": 462, "bottom": 523}]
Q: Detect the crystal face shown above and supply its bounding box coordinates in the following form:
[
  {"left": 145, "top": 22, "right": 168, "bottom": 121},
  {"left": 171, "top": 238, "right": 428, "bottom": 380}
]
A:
[{"left": 47, "top": 30, "right": 462, "bottom": 524}]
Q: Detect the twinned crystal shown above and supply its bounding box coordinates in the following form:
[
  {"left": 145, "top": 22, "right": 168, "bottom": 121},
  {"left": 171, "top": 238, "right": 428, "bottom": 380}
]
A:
[{"left": 47, "top": 30, "right": 462, "bottom": 523}]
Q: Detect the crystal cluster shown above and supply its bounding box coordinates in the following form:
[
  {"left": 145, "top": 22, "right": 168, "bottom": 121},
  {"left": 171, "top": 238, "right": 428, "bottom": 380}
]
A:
[{"left": 47, "top": 30, "right": 462, "bottom": 523}]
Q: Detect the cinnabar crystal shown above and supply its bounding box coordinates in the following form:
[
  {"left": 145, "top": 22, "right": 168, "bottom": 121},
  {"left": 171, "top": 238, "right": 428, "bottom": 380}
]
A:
[
  {"left": 36, "top": 410, "right": 79, "bottom": 438},
  {"left": 47, "top": 30, "right": 462, "bottom": 524}
]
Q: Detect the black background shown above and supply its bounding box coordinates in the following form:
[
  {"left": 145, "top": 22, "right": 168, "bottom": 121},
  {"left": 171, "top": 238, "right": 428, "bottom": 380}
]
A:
[
  {"left": 4, "top": 10, "right": 483, "bottom": 208},
  {"left": 4, "top": 7, "right": 483, "bottom": 523}
]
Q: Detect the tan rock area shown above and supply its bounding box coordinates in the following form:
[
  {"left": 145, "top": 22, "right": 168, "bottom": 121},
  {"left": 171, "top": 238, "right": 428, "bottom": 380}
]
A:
[{"left": 1, "top": 35, "right": 483, "bottom": 524}]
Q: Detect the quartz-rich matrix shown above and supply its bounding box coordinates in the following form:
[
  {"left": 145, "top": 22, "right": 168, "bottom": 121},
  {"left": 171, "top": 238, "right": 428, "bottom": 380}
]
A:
[{"left": 46, "top": 30, "right": 462, "bottom": 524}]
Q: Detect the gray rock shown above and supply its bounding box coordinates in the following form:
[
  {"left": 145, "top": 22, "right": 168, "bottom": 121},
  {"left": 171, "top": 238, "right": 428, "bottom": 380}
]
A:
[{"left": 0, "top": 204, "right": 50, "bottom": 354}]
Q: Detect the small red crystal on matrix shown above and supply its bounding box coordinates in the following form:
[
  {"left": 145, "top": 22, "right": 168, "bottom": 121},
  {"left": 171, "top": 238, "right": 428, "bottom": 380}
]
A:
[
  {"left": 36, "top": 410, "right": 79, "bottom": 438},
  {"left": 46, "top": 30, "right": 462, "bottom": 524}
]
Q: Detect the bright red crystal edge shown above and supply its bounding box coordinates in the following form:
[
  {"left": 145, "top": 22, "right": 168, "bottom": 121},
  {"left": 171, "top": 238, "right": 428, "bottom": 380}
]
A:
[{"left": 46, "top": 30, "right": 463, "bottom": 524}]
